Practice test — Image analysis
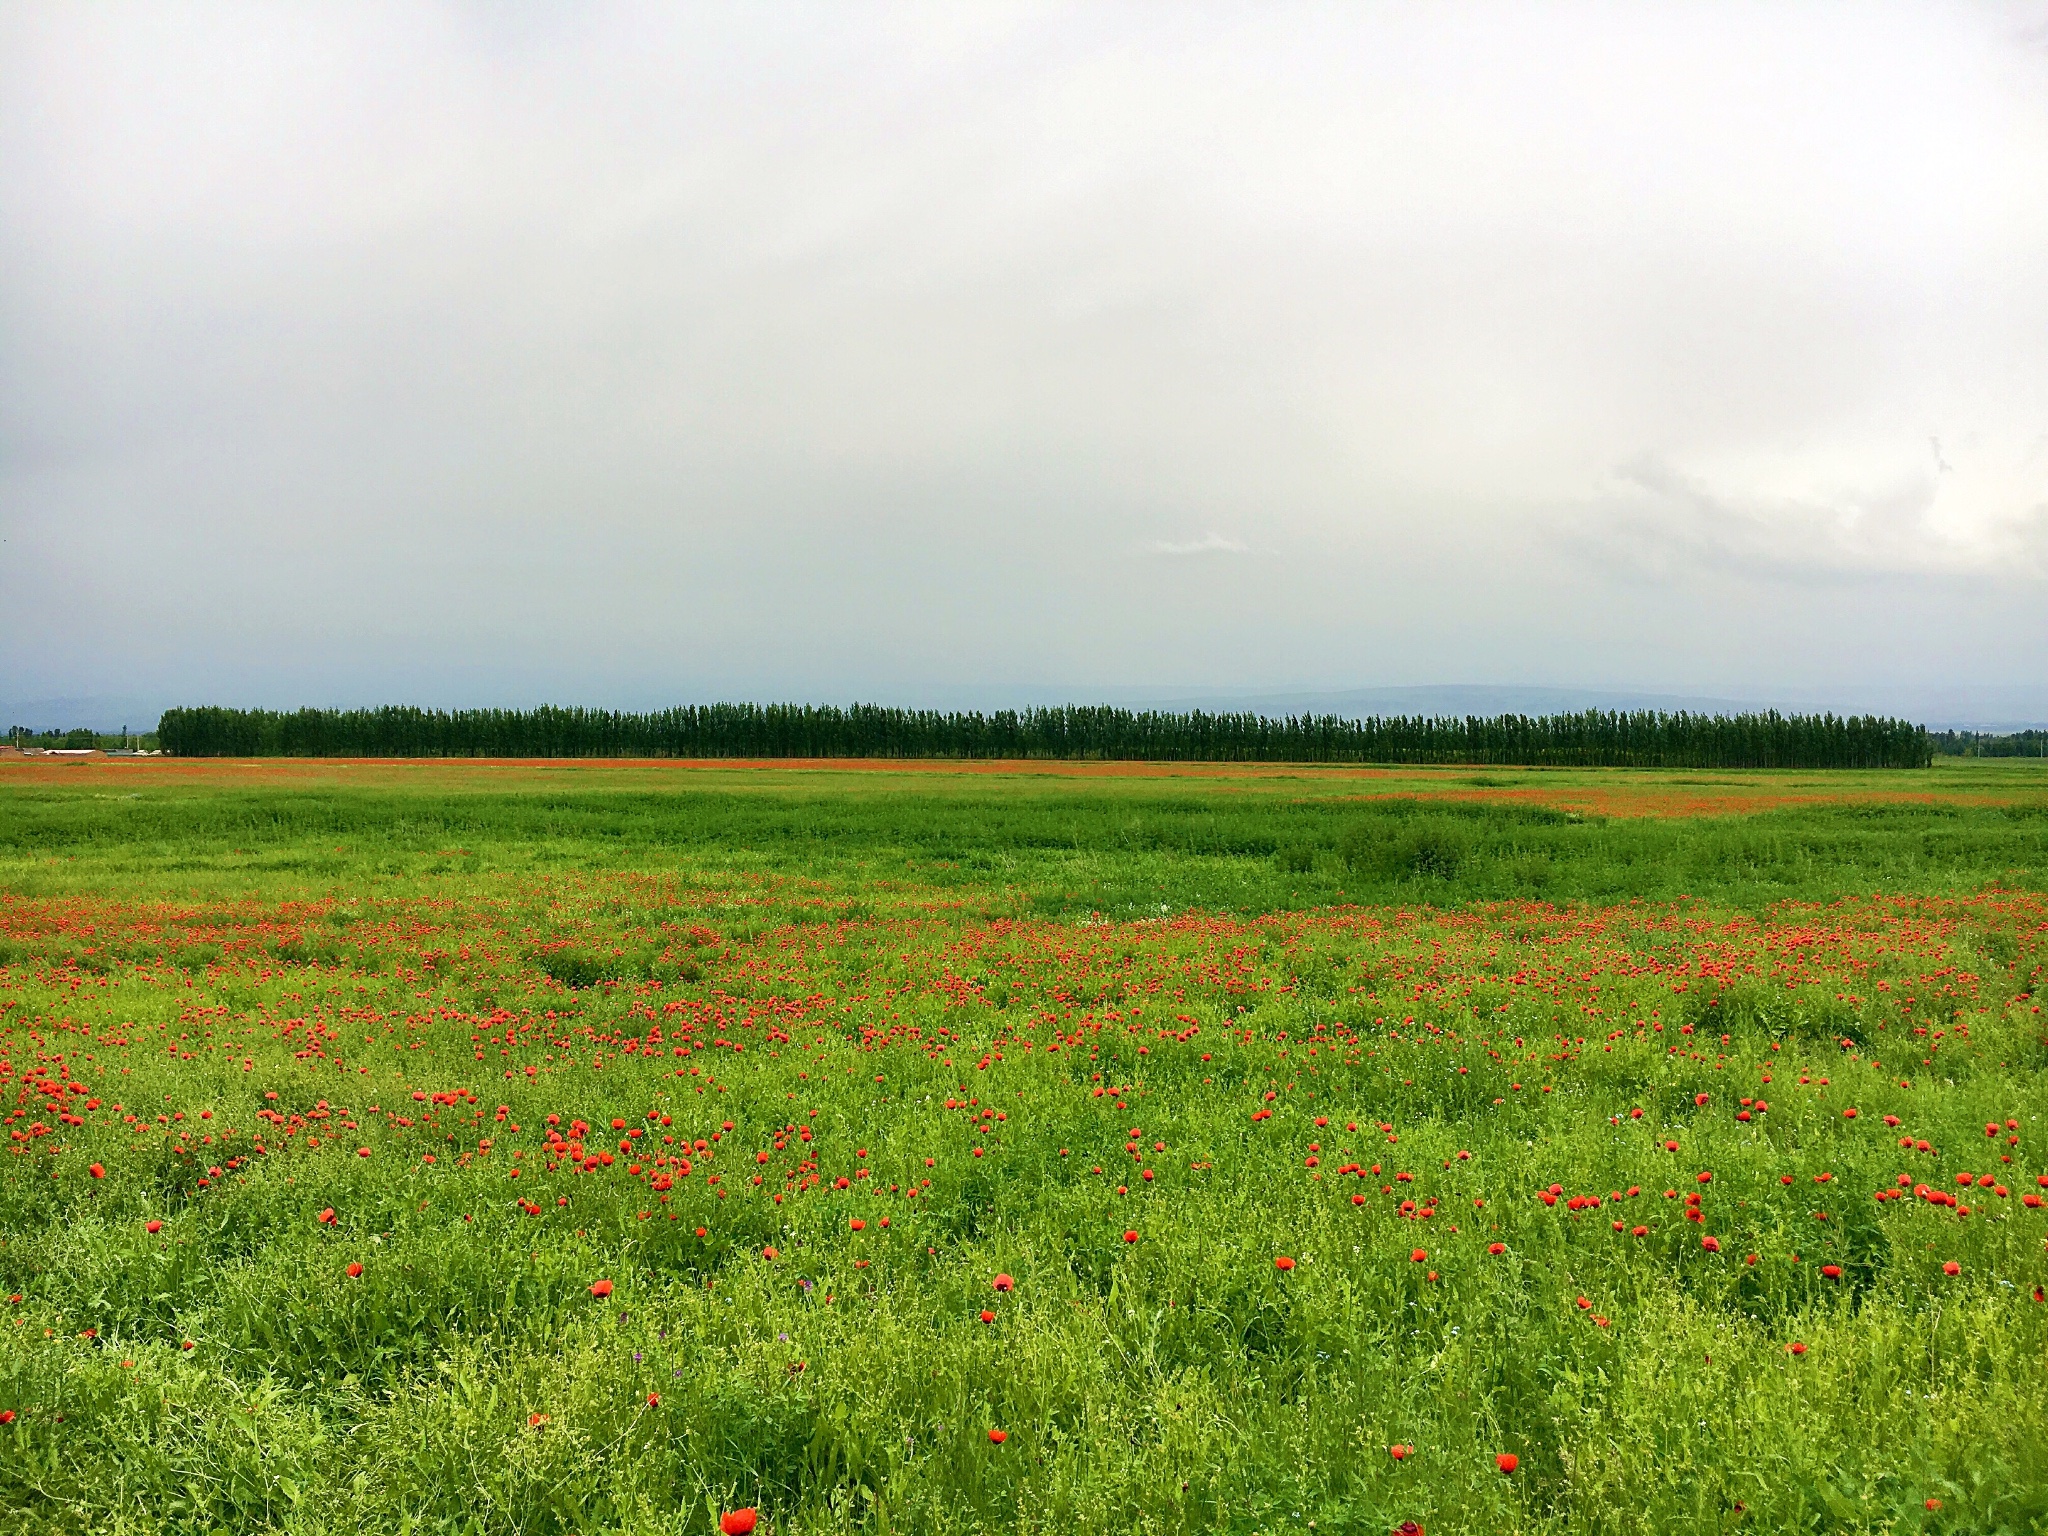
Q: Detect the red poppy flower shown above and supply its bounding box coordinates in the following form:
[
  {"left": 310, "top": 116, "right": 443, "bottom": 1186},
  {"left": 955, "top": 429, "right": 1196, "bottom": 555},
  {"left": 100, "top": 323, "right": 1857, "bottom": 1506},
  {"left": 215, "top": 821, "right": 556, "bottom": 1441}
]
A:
[
  {"left": 89, "top": 1163, "right": 106, "bottom": 1179},
  {"left": 988, "top": 1428, "right": 1007, "bottom": 1444},
  {"left": 1788, "top": 1341, "right": 1807, "bottom": 1355},
  {"left": 1701, "top": 1236, "right": 1721, "bottom": 1253},
  {"left": 849, "top": 1218, "right": 865, "bottom": 1231},
  {"left": 590, "top": 1278, "right": 614, "bottom": 1298},
  {"left": 1942, "top": 1260, "right": 1960, "bottom": 1276},
  {"left": 346, "top": 1262, "right": 363, "bottom": 1278},
  {"left": 719, "top": 1512, "right": 758, "bottom": 1536},
  {"left": 761, "top": 1246, "right": 777, "bottom": 1260},
  {"left": 1496, "top": 1452, "right": 1518, "bottom": 1474},
  {"left": 980, "top": 1309, "right": 996, "bottom": 1324},
  {"left": 1410, "top": 1248, "right": 1427, "bottom": 1263},
  {"left": 1487, "top": 1242, "right": 1506, "bottom": 1255},
  {"left": 1389, "top": 1443, "right": 1411, "bottom": 1460},
  {"left": 1275, "top": 1256, "right": 1296, "bottom": 1271},
  {"left": 318, "top": 1208, "right": 336, "bottom": 1225},
  {"left": 145, "top": 1220, "right": 162, "bottom": 1235},
  {"left": 0, "top": 1410, "right": 13, "bottom": 1425},
  {"left": 992, "top": 1273, "right": 1014, "bottom": 1292},
  {"left": 1123, "top": 1230, "right": 1138, "bottom": 1243},
  {"left": 1821, "top": 1265, "right": 1841, "bottom": 1279},
  {"left": 647, "top": 1392, "right": 660, "bottom": 1406}
]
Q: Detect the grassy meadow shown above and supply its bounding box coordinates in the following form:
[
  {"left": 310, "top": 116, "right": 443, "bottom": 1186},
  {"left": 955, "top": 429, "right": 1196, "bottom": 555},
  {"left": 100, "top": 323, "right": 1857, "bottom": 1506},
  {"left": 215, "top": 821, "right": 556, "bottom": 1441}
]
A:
[{"left": 3, "top": 756, "right": 2047, "bottom": 1534}]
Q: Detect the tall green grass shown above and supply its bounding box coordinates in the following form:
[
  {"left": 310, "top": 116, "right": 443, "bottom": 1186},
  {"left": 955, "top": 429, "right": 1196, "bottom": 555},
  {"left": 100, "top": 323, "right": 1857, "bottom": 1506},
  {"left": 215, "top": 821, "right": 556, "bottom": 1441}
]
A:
[{"left": 2, "top": 766, "right": 2045, "bottom": 1534}]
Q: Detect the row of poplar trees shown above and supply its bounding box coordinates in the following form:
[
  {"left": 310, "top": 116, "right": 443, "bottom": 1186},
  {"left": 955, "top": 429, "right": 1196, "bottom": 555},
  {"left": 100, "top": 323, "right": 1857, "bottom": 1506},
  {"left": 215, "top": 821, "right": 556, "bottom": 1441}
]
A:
[{"left": 156, "top": 704, "right": 1933, "bottom": 768}]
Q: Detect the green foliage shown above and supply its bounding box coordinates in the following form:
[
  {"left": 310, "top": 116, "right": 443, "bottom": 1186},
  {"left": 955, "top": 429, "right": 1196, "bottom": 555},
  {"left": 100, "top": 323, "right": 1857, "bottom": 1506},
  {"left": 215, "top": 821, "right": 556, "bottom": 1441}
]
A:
[
  {"left": 1935, "top": 729, "right": 2048, "bottom": 758},
  {"left": 156, "top": 703, "right": 1936, "bottom": 768},
  {"left": 3, "top": 767, "right": 2042, "bottom": 917},
  {"left": 1, "top": 763, "right": 2046, "bottom": 1533}
]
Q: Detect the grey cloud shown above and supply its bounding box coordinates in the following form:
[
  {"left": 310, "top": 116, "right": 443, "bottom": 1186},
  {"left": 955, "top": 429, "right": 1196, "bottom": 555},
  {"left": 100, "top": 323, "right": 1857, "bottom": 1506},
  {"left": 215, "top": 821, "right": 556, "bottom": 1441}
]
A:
[
  {"left": 1594, "top": 441, "right": 2048, "bottom": 583},
  {"left": 3, "top": 2, "right": 2047, "bottom": 712}
]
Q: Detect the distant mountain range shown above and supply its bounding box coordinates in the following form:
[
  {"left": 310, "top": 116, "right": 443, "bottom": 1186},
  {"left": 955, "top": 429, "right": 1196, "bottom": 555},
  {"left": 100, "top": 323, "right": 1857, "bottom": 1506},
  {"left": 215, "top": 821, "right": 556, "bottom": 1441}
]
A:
[{"left": 9, "top": 684, "right": 2046, "bottom": 734}]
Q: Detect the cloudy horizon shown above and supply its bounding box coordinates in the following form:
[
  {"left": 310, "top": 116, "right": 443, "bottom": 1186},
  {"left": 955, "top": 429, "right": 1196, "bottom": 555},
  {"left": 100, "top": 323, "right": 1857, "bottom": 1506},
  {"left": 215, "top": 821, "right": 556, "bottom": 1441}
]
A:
[{"left": 4, "top": 3, "right": 2046, "bottom": 724}]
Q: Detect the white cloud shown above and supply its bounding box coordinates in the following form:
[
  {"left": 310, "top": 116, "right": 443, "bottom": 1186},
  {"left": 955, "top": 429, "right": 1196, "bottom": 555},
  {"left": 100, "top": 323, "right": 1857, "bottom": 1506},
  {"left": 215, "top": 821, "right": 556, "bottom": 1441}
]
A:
[
  {"left": 1145, "top": 533, "right": 1250, "bottom": 556},
  {"left": 1594, "top": 425, "right": 2048, "bottom": 581}
]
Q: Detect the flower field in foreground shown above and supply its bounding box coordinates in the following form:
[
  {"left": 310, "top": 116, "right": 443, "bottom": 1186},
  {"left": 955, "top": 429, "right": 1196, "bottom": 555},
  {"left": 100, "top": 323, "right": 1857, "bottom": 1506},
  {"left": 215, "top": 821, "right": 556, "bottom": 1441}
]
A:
[{"left": 3, "top": 859, "right": 2046, "bottom": 1536}]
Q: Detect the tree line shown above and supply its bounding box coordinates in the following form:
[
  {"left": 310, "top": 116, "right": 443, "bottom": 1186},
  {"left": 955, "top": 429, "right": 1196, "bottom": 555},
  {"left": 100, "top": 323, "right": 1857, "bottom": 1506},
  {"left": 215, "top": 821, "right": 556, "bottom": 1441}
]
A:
[
  {"left": 1931, "top": 729, "right": 2047, "bottom": 759},
  {"left": 6, "top": 726, "right": 156, "bottom": 751},
  {"left": 153, "top": 704, "right": 1934, "bottom": 768}
]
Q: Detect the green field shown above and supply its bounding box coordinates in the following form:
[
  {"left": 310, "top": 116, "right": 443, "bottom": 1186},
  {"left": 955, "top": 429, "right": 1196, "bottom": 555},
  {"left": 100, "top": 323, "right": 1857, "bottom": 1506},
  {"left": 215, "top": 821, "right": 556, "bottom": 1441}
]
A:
[{"left": 4, "top": 757, "right": 2047, "bottom": 1534}]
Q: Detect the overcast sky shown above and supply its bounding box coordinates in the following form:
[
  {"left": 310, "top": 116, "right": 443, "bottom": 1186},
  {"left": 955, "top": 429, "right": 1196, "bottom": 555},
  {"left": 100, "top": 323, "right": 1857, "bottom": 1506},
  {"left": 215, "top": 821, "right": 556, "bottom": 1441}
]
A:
[{"left": 4, "top": 2, "right": 2046, "bottom": 718}]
